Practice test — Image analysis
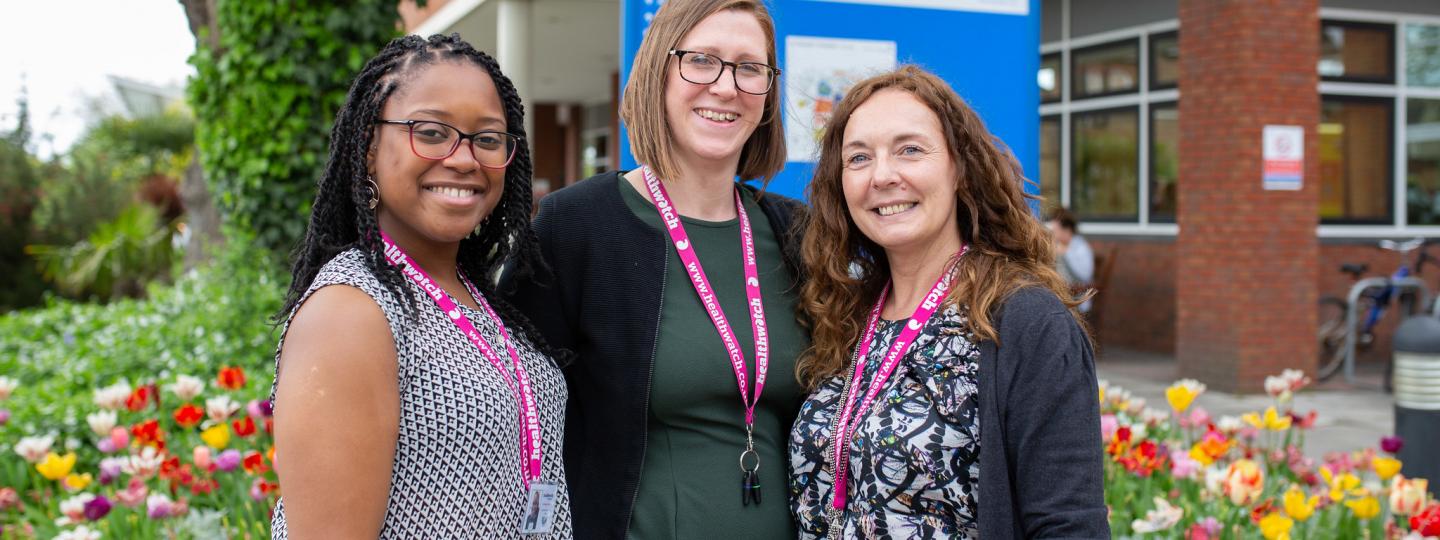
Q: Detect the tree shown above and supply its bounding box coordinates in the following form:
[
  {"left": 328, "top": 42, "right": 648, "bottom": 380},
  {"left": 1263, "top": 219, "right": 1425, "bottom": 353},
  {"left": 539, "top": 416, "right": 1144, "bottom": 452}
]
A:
[
  {"left": 183, "top": 0, "right": 413, "bottom": 255},
  {"left": 0, "top": 91, "right": 46, "bottom": 310}
]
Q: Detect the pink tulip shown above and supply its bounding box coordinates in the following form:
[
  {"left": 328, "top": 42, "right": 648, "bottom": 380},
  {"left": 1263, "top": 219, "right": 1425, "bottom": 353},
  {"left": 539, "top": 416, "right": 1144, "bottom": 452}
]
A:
[
  {"left": 1382, "top": 436, "right": 1404, "bottom": 454},
  {"left": 193, "top": 446, "right": 213, "bottom": 470},
  {"left": 215, "top": 449, "right": 242, "bottom": 472},
  {"left": 1179, "top": 407, "right": 1211, "bottom": 429},
  {"left": 1101, "top": 414, "right": 1118, "bottom": 441},
  {"left": 109, "top": 426, "right": 129, "bottom": 449}
]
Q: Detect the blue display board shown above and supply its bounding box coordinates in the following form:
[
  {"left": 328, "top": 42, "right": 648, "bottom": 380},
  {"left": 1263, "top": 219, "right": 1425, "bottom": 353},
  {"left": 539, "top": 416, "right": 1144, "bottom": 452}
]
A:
[{"left": 619, "top": 0, "right": 1039, "bottom": 201}]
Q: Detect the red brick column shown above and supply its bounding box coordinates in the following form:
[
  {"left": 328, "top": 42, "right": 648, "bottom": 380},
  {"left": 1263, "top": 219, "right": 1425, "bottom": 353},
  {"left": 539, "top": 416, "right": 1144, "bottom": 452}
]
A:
[{"left": 1176, "top": 0, "right": 1319, "bottom": 393}]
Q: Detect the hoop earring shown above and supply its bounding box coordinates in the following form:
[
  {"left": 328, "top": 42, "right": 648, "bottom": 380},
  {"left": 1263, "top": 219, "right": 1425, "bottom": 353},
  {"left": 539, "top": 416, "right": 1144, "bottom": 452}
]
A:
[{"left": 365, "top": 175, "right": 380, "bottom": 210}]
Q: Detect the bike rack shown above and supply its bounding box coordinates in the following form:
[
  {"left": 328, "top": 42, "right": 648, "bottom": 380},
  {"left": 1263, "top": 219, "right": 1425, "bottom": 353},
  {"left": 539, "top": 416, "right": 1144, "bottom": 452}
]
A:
[{"left": 1343, "top": 276, "right": 1433, "bottom": 385}]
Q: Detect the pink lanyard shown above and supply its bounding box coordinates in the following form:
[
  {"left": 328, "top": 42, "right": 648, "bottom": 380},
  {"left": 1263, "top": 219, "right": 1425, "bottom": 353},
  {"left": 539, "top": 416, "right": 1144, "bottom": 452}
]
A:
[
  {"left": 829, "top": 249, "right": 966, "bottom": 512},
  {"left": 640, "top": 166, "right": 770, "bottom": 434},
  {"left": 380, "top": 231, "right": 543, "bottom": 488}
]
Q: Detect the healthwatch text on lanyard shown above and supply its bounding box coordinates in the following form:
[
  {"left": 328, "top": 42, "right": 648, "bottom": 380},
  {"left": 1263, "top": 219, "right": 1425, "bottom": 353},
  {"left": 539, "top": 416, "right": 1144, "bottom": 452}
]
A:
[
  {"left": 379, "top": 231, "right": 558, "bottom": 535},
  {"left": 640, "top": 165, "right": 770, "bottom": 506},
  {"left": 825, "top": 248, "right": 967, "bottom": 535}
]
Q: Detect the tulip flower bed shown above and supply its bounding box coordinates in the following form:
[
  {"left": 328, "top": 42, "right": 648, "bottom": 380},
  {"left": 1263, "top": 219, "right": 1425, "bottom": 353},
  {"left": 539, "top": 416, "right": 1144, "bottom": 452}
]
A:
[
  {"left": 1103, "top": 370, "right": 1440, "bottom": 539},
  {"left": 0, "top": 241, "right": 284, "bottom": 539}
]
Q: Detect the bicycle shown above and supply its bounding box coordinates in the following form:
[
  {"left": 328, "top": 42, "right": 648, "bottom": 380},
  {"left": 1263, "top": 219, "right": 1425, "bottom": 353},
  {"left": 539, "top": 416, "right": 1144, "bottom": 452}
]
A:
[{"left": 1316, "top": 238, "right": 1437, "bottom": 383}]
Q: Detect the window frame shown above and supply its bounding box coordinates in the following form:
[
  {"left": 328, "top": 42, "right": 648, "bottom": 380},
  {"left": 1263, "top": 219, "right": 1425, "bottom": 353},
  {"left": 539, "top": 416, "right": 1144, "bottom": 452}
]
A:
[
  {"left": 1069, "top": 105, "right": 1142, "bottom": 222},
  {"left": 1320, "top": 19, "right": 1398, "bottom": 85},
  {"left": 1318, "top": 94, "right": 1396, "bottom": 226},
  {"left": 1148, "top": 101, "right": 1179, "bottom": 223},
  {"left": 1041, "top": 52, "right": 1063, "bottom": 103},
  {"left": 1148, "top": 31, "right": 1180, "bottom": 91},
  {"left": 1070, "top": 38, "right": 1142, "bottom": 100}
]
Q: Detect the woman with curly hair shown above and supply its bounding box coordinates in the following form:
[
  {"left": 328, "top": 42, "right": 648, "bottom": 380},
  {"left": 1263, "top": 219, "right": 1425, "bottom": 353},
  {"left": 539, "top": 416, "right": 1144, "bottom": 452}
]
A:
[
  {"left": 268, "top": 34, "right": 572, "bottom": 538},
  {"left": 787, "top": 66, "right": 1109, "bottom": 539}
]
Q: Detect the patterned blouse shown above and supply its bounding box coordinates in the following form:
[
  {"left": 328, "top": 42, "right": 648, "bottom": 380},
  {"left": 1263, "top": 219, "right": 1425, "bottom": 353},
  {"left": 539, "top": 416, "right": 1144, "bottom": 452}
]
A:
[
  {"left": 268, "top": 249, "right": 573, "bottom": 539},
  {"left": 789, "top": 304, "right": 982, "bottom": 539}
]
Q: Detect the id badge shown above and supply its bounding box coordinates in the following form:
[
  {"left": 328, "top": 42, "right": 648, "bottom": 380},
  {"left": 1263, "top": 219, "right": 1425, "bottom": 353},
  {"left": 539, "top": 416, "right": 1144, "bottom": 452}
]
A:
[{"left": 519, "top": 482, "right": 559, "bottom": 535}]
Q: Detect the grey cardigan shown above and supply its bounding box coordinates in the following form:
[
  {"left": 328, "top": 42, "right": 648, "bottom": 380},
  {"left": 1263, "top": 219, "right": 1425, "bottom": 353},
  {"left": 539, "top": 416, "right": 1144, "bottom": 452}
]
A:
[{"left": 975, "top": 287, "right": 1110, "bottom": 538}]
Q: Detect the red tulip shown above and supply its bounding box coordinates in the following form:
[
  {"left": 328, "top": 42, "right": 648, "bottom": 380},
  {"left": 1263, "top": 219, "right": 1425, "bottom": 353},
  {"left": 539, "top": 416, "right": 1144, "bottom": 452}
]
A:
[
  {"left": 232, "top": 416, "right": 257, "bottom": 437},
  {"left": 217, "top": 367, "right": 246, "bottom": 391},
  {"left": 173, "top": 405, "right": 204, "bottom": 429}
]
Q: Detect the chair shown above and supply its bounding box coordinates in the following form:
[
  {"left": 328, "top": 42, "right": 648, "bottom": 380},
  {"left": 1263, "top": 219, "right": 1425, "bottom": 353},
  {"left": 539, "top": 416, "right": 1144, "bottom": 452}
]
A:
[{"left": 1086, "top": 245, "right": 1119, "bottom": 337}]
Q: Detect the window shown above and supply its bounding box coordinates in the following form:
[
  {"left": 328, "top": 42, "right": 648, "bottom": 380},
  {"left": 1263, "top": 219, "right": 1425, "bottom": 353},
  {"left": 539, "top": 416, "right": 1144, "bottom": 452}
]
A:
[
  {"left": 1407, "top": 24, "right": 1440, "bottom": 88},
  {"left": 1150, "top": 32, "right": 1179, "bottom": 90},
  {"left": 1071, "top": 107, "right": 1139, "bottom": 220},
  {"left": 1408, "top": 99, "right": 1440, "bottom": 225},
  {"left": 1072, "top": 40, "right": 1139, "bottom": 99},
  {"left": 1320, "top": 21, "right": 1395, "bottom": 83},
  {"left": 1040, "top": 116, "right": 1061, "bottom": 212},
  {"left": 1040, "top": 53, "right": 1062, "bottom": 102},
  {"left": 1150, "top": 104, "right": 1179, "bottom": 221},
  {"left": 1320, "top": 97, "right": 1393, "bottom": 223}
]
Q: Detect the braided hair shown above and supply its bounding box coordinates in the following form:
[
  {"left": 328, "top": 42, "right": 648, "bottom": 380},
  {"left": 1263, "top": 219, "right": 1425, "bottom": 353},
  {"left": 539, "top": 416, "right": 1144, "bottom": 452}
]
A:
[{"left": 278, "top": 33, "right": 561, "bottom": 361}]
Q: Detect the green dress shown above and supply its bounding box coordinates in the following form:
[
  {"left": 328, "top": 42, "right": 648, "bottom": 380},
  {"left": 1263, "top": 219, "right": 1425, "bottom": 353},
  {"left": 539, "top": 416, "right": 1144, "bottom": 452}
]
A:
[{"left": 620, "top": 179, "right": 807, "bottom": 539}]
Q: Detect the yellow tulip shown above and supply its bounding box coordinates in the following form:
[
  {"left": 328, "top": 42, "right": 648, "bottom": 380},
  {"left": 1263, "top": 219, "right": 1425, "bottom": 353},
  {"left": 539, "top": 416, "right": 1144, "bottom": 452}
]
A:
[
  {"left": 62, "top": 473, "right": 92, "bottom": 491},
  {"left": 1264, "top": 407, "right": 1292, "bottom": 430},
  {"left": 1345, "top": 496, "right": 1381, "bottom": 520},
  {"left": 1390, "top": 476, "right": 1429, "bottom": 515},
  {"left": 1320, "top": 466, "right": 1361, "bottom": 502},
  {"left": 1224, "top": 459, "right": 1265, "bottom": 506},
  {"left": 1243, "top": 412, "right": 1263, "bottom": 429},
  {"left": 1165, "top": 379, "right": 1206, "bottom": 413},
  {"left": 1373, "top": 456, "right": 1402, "bottom": 481},
  {"left": 1259, "top": 512, "right": 1294, "bottom": 540},
  {"left": 35, "top": 452, "right": 76, "bottom": 481},
  {"left": 201, "top": 424, "right": 231, "bottom": 449},
  {"left": 1283, "top": 485, "right": 1318, "bottom": 522}
]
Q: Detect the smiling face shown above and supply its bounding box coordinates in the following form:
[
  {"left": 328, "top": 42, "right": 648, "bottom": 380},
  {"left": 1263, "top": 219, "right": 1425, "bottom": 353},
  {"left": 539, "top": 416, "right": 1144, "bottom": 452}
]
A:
[
  {"left": 840, "top": 89, "right": 962, "bottom": 258},
  {"left": 370, "top": 60, "right": 507, "bottom": 247},
  {"left": 663, "top": 9, "right": 769, "bottom": 172}
]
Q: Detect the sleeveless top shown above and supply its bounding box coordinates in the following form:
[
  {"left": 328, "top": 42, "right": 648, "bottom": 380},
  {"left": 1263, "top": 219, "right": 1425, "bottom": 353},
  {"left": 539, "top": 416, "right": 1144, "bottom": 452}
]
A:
[
  {"left": 268, "top": 248, "right": 573, "bottom": 539},
  {"left": 789, "top": 304, "right": 982, "bottom": 539}
]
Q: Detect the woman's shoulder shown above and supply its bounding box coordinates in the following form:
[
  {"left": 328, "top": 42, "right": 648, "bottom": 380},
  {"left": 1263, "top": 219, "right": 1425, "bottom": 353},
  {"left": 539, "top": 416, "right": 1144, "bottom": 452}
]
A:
[
  {"left": 540, "top": 170, "right": 625, "bottom": 208},
  {"left": 995, "top": 287, "right": 1072, "bottom": 328}
]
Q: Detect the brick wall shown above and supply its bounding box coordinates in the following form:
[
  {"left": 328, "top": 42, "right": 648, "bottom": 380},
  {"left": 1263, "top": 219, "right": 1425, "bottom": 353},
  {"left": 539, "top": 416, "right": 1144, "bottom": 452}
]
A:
[
  {"left": 1175, "top": 0, "right": 1320, "bottom": 393},
  {"left": 1088, "top": 237, "right": 1176, "bottom": 355}
]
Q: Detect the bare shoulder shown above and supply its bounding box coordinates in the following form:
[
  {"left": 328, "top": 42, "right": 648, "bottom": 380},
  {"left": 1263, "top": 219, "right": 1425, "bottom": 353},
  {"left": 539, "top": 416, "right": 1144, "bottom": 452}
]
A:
[{"left": 277, "top": 284, "right": 397, "bottom": 384}]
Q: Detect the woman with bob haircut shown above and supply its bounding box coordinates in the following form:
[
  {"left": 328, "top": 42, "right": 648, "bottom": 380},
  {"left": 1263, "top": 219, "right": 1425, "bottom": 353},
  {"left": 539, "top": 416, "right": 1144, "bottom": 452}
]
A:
[
  {"left": 506, "top": 0, "right": 807, "bottom": 537},
  {"left": 787, "top": 65, "right": 1109, "bottom": 539}
]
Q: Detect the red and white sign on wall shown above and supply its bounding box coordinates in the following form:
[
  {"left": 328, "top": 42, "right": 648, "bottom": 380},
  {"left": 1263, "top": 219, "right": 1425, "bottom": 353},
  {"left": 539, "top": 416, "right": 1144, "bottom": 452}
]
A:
[{"left": 1263, "top": 125, "right": 1304, "bottom": 191}]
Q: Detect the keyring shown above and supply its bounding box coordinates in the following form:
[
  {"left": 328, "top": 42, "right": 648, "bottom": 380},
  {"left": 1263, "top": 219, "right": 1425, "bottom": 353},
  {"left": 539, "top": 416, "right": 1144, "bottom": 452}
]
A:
[{"left": 738, "top": 448, "right": 760, "bottom": 473}]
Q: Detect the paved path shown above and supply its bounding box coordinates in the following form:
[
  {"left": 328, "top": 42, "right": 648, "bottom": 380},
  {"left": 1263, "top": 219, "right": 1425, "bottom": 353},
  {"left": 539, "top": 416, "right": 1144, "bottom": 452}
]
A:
[{"left": 1096, "top": 347, "right": 1395, "bottom": 458}]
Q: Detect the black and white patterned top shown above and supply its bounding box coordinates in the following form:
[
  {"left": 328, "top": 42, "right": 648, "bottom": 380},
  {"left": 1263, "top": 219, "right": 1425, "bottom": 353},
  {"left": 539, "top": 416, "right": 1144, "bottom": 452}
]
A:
[
  {"left": 789, "top": 304, "right": 981, "bottom": 539},
  {"left": 269, "top": 249, "right": 573, "bottom": 539}
]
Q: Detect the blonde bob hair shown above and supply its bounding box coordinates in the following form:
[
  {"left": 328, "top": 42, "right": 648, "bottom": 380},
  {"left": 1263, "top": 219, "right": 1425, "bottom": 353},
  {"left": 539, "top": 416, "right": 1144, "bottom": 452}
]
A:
[{"left": 619, "top": 0, "right": 786, "bottom": 184}]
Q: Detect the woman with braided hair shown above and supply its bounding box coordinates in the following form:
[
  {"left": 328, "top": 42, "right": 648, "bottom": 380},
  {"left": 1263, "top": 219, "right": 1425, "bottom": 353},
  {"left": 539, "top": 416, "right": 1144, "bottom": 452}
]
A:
[{"left": 269, "top": 34, "right": 572, "bottom": 538}]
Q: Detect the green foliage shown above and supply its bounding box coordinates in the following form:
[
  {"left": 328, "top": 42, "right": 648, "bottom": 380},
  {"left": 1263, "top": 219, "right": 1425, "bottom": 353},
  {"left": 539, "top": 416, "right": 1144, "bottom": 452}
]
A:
[
  {"left": 26, "top": 204, "right": 176, "bottom": 301},
  {"left": 188, "top": 0, "right": 407, "bottom": 254},
  {"left": 0, "top": 229, "right": 284, "bottom": 442},
  {"left": 29, "top": 109, "right": 196, "bottom": 248},
  {"left": 0, "top": 97, "right": 46, "bottom": 310}
]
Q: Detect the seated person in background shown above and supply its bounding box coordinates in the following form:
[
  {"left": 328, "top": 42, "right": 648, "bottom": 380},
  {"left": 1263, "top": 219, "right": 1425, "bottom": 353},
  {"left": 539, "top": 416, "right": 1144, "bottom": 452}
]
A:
[{"left": 1047, "top": 207, "right": 1094, "bottom": 313}]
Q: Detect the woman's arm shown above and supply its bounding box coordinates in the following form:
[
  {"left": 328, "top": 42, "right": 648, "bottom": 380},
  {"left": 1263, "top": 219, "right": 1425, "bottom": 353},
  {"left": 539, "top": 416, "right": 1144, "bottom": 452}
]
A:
[
  {"left": 1003, "top": 306, "right": 1110, "bottom": 538},
  {"left": 273, "top": 285, "right": 400, "bottom": 538}
]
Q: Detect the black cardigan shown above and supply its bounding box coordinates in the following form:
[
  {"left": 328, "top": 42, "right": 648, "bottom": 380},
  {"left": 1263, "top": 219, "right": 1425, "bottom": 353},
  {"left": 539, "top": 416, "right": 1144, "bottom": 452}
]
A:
[{"left": 504, "top": 171, "right": 806, "bottom": 540}]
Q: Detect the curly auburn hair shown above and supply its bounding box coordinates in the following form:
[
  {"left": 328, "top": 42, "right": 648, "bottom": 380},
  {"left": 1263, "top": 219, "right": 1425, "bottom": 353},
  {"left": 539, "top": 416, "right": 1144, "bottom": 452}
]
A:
[{"left": 796, "top": 65, "right": 1088, "bottom": 390}]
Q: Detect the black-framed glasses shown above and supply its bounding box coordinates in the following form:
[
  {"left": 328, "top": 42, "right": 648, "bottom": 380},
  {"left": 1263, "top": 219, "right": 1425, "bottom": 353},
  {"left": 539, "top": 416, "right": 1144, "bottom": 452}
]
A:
[
  {"left": 668, "top": 49, "right": 780, "bottom": 95},
  {"left": 377, "top": 119, "right": 523, "bottom": 169}
]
